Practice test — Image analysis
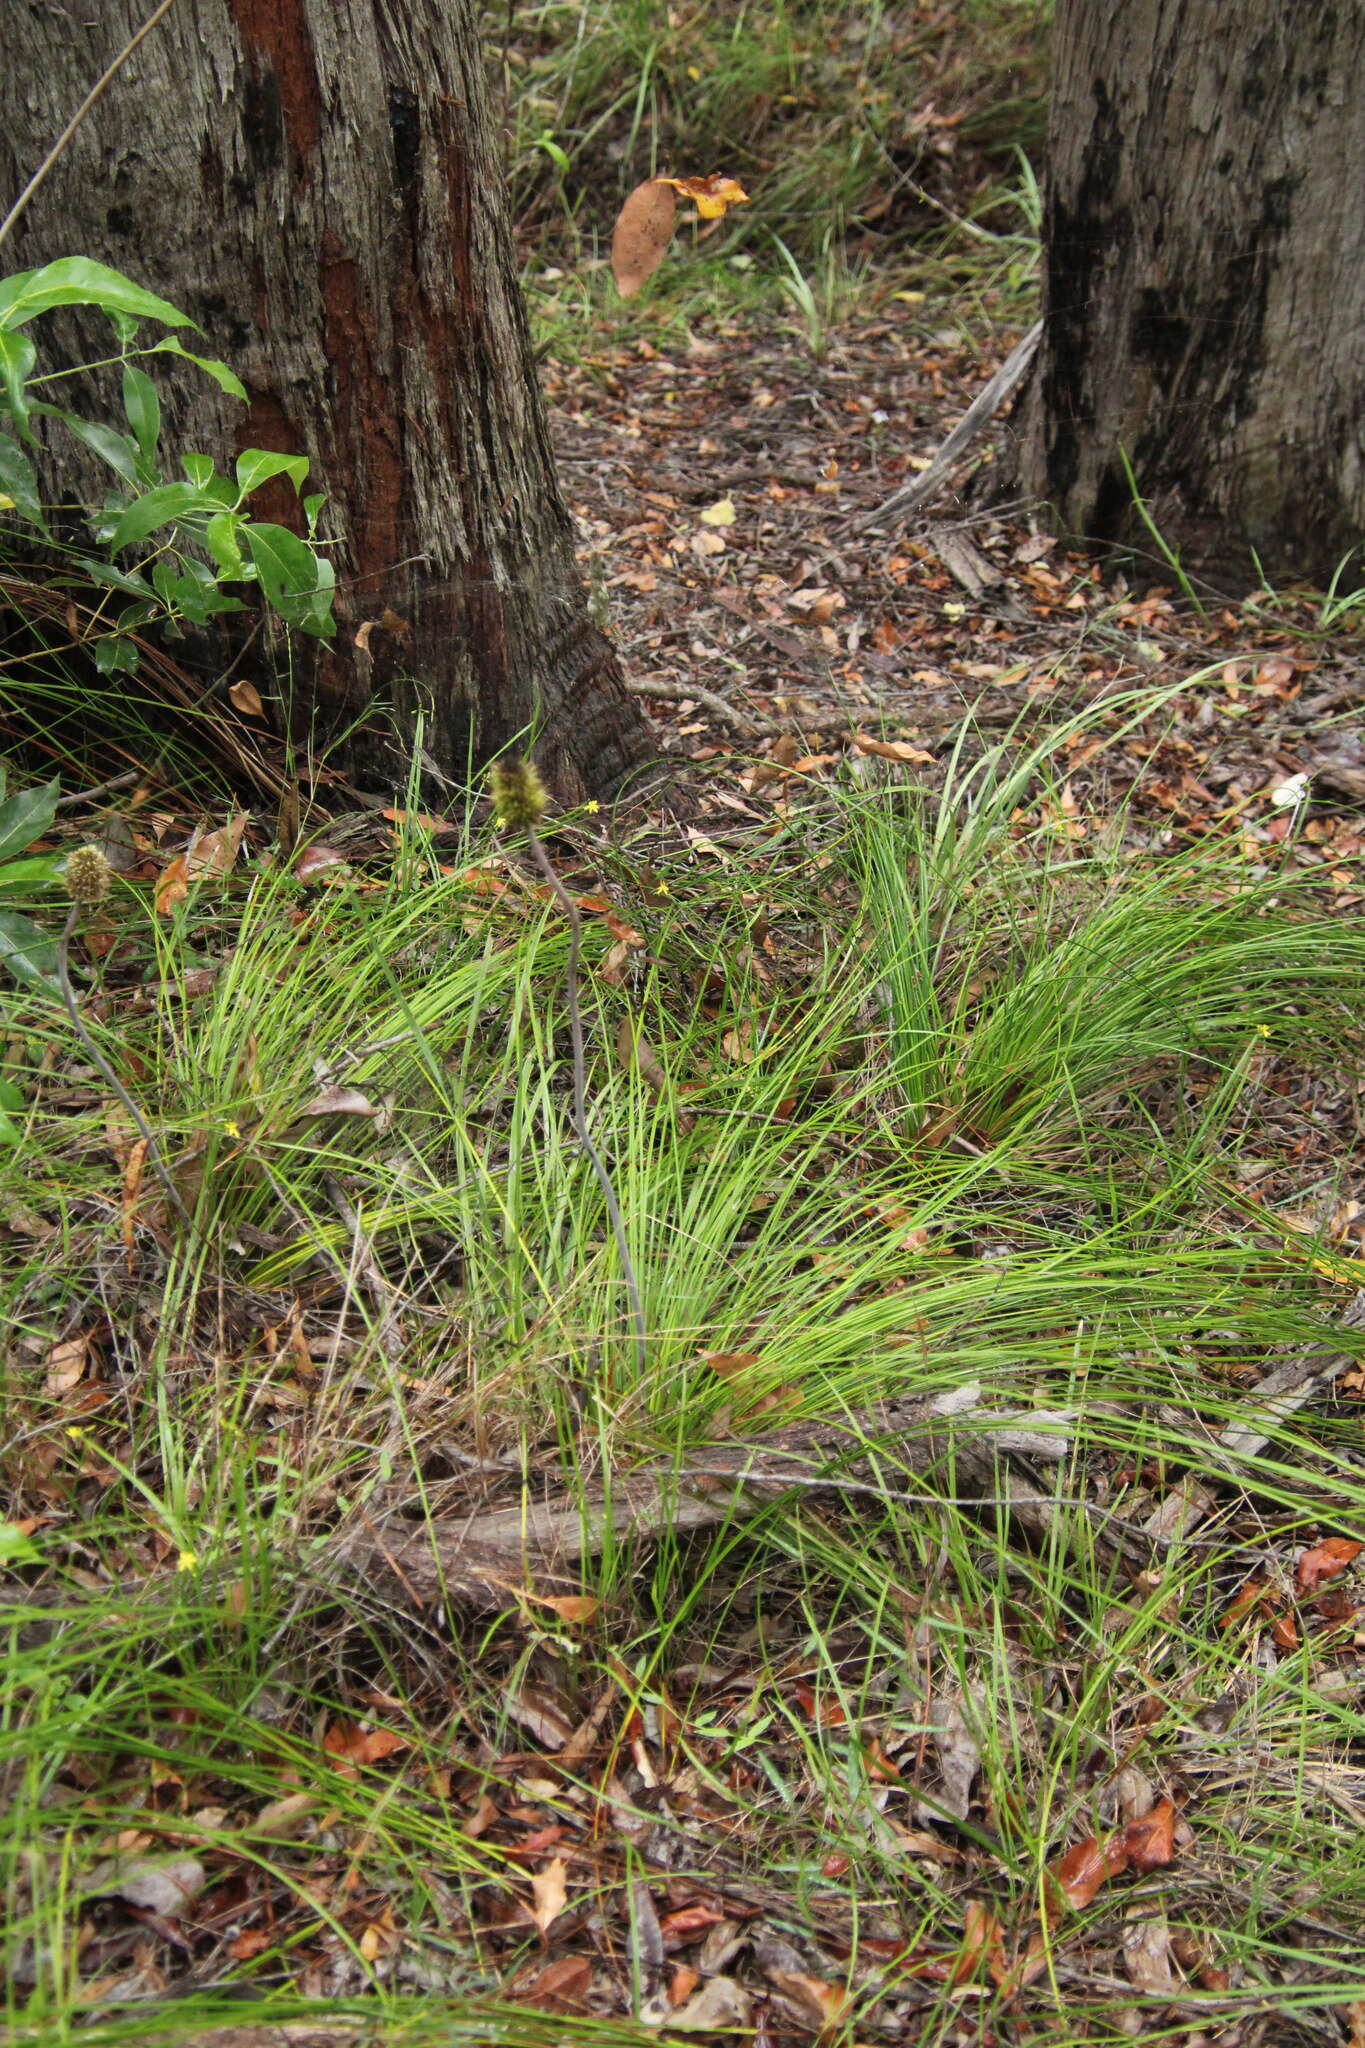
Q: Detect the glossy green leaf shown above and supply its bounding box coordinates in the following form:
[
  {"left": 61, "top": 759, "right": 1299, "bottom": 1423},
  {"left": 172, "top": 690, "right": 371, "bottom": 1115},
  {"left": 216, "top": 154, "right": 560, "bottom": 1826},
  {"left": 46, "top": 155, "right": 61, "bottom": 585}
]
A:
[
  {"left": 106, "top": 481, "right": 220, "bottom": 551},
  {"left": 0, "top": 433, "right": 48, "bottom": 531},
  {"left": 0, "top": 327, "right": 37, "bottom": 437},
  {"left": 243, "top": 520, "right": 333, "bottom": 634},
  {"left": 122, "top": 363, "right": 162, "bottom": 471},
  {"left": 0, "top": 854, "right": 64, "bottom": 893},
  {"left": 70, "top": 556, "right": 154, "bottom": 598},
  {"left": 151, "top": 337, "right": 247, "bottom": 400},
  {"left": 0, "top": 259, "right": 193, "bottom": 333},
  {"left": 0, "top": 778, "right": 59, "bottom": 864},
  {"left": 60, "top": 414, "right": 141, "bottom": 485},
  {"left": 94, "top": 634, "right": 141, "bottom": 675},
  {"left": 235, "top": 448, "right": 309, "bottom": 498},
  {"left": 0, "top": 910, "right": 60, "bottom": 990},
  {"left": 204, "top": 509, "right": 247, "bottom": 579}
]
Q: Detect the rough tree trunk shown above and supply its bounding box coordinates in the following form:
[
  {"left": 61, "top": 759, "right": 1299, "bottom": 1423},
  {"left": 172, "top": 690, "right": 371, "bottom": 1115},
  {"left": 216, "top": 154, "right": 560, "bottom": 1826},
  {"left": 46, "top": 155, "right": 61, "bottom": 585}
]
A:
[
  {"left": 1014, "top": 0, "right": 1365, "bottom": 594},
  {"left": 0, "top": 0, "right": 652, "bottom": 798}
]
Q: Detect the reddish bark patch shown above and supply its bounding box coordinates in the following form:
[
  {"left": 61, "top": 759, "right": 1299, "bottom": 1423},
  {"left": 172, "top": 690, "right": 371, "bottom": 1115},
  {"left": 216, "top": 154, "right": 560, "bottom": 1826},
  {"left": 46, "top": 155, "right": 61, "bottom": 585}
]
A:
[
  {"left": 317, "top": 239, "right": 403, "bottom": 580},
  {"left": 227, "top": 0, "right": 321, "bottom": 179}
]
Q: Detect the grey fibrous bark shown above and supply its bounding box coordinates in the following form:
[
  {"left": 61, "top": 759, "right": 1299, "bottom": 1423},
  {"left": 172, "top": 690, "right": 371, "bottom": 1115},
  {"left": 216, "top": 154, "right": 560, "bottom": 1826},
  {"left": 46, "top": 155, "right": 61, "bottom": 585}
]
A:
[
  {"left": 0, "top": 0, "right": 653, "bottom": 798},
  {"left": 1013, "top": 0, "right": 1365, "bottom": 594}
]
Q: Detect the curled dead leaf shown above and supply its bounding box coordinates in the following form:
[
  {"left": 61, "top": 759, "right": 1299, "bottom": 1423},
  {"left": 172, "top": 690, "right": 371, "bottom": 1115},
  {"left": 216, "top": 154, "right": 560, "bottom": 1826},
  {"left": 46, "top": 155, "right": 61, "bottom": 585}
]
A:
[
  {"left": 227, "top": 678, "right": 265, "bottom": 718},
  {"left": 298, "top": 1086, "right": 380, "bottom": 1119},
  {"left": 661, "top": 173, "right": 751, "bottom": 220},
  {"left": 851, "top": 732, "right": 935, "bottom": 765}
]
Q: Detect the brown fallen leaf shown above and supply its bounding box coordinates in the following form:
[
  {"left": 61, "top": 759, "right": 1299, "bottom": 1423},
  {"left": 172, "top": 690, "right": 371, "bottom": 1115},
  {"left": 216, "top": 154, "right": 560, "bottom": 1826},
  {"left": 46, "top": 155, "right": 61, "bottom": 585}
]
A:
[
  {"left": 851, "top": 732, "right": 935, "bottom": 764},
  {"left": 227, "top": 679, "right": 265, "bottom": 718},
  {"left": 663, "top": 1975, "right": 752, "bottom": 2032},
  {"left": 611, "top": 178, "right": 678, "bottom": 297},
  {"left": 45, "top": 1334, "right": 89, "bottom": 1396},
  {"left": 949, "top": 1899, "right": 1007, "bottom": 1988},
  {"left": 1122, "top": 1911, "right": 1176, "bottom": 1994},
  {"left": 512, "top": 1954, "right": 591, "bottom": 2012},
  {"left": 763, "top": 1965, "right": 851, "bottom": 2031},
  {"left": 297, "top": 1086, "right": 380, "bottom": 1119},
  {"left": 293, "top": 842, "right": 351, "bottom": 882}
]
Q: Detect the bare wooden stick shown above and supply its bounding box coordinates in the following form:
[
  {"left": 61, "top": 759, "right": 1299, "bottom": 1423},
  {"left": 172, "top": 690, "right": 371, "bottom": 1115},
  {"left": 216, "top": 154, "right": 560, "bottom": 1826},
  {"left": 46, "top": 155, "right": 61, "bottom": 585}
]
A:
[
  {"left": 851, "top": 318, "right": 1042, "bottom": 532},
  {"left": 0, "top": 0, "right": 182, "bottom": 253}
]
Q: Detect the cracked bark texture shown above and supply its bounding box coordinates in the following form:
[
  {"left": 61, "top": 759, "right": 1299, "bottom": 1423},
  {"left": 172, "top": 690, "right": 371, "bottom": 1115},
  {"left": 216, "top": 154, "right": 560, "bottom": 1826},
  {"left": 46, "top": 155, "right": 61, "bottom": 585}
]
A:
[
  {"left": 1014, "top": 0, "right": 1365, "bottom": 594},
  {"left": 1, "top": 0, "right": 652, "bottom": 798}
]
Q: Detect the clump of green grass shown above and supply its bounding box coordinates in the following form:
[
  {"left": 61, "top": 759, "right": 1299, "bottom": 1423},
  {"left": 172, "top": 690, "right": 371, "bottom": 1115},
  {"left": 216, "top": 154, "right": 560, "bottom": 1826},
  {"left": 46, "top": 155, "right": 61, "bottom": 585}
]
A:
[{"left": 3, "top": 684, "right": 1364, "bottom": 2038}]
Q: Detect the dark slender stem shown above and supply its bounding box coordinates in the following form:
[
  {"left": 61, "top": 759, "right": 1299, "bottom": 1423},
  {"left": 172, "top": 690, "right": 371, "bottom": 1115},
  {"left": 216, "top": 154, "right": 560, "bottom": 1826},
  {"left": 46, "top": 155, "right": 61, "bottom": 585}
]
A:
[
  {"left": 527, "top": 828, "right": 646, "bottom": 1375},
  {"left": 55, "top": 903, "right": 193, "bottom": 1232}
]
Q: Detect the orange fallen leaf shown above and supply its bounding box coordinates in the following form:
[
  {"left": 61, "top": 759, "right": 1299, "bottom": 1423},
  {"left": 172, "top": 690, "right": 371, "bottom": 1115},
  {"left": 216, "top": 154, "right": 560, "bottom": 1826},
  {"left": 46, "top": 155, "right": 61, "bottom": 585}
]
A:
[
  {"left": 660, "top": 173, "right": 751, "bottom": 221},
  {"left": 1296, "top": 1535, "right": 1362, "bottom": 1592},
  {"left": 948, "top": 1900, "right": 1007, "bottom": 1988},
  {"left": 1045, "top": 1832, "right": 1129, "bottom": 1919},
  {"left": 155, "top": 854, "right": 189, "bottom": 916},
  {"left": 121, "top": 1136, "right": 149, "bottom": 1252},
  {"left": 701, "top": 1349, "right": 764, "bottom": 1380},
  {"left": 1119, "top": 1796, "right": 1177, "bottom": 1873},
  {"left": 322, "top": 1719, "right": 410, "bottom": 1769}
]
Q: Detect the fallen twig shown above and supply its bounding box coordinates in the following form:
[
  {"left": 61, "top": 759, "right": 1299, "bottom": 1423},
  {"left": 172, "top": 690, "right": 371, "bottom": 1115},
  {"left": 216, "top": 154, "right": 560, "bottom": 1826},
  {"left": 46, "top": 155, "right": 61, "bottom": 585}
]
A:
[{"left": 852, "top": 318, "right": 1042, "bottom": 531}]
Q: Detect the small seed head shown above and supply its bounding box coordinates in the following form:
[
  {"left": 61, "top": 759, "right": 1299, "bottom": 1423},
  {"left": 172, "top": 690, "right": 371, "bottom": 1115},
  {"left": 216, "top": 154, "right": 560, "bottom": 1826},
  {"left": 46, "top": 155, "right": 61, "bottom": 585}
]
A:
[
  {"left": 489, "top": 757, "right": 550, "bottom": 832},
  {"left": 65, "top": 845, "right": 111, "bottom": 904}
]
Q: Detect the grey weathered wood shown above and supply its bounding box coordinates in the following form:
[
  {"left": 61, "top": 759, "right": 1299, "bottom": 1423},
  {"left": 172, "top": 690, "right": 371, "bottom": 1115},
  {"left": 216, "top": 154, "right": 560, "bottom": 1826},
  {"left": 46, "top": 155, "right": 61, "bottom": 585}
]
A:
[
  {"left": 1013, "top": 0, "right": 1365, "bottom": 593},
  {"left": 0, "top": 0, "right": 652, "bottom": 798}
]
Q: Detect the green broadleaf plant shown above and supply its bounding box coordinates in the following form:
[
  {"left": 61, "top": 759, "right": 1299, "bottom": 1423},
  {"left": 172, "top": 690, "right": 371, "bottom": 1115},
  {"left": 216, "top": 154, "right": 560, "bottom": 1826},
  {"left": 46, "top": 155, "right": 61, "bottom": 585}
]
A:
[{"left": 0, "top": 256, "right": 334, "bottom": 670}]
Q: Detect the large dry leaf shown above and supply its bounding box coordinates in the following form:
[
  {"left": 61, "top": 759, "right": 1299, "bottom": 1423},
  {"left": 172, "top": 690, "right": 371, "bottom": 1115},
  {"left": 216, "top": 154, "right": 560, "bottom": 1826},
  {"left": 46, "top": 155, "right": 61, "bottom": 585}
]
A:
[{"left": 611, "top": 178, "right": 678, "bottom": 297}]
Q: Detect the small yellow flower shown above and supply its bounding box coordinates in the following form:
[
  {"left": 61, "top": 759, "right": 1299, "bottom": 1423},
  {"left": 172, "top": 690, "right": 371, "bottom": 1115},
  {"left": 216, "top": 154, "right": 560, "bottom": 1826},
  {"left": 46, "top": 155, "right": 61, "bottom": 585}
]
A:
[
  {"left": 177, "top": 1550, "right": 199, "bottom": 1572},
  {"left": 221, "top": 1119, "right": 240, "bottom": 1138},
  {"left": 582, "top": 800, "right": 600, "bottom": 815},
  {"left": 1256, "top": 1024, "right": 1271, "bottom": 1038},
  {"left": 66, "top": 1425, "right": 86, "bottom": 1441},
  {"left": 654, "top": 880, "right": 671, "bottom": 897}
]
